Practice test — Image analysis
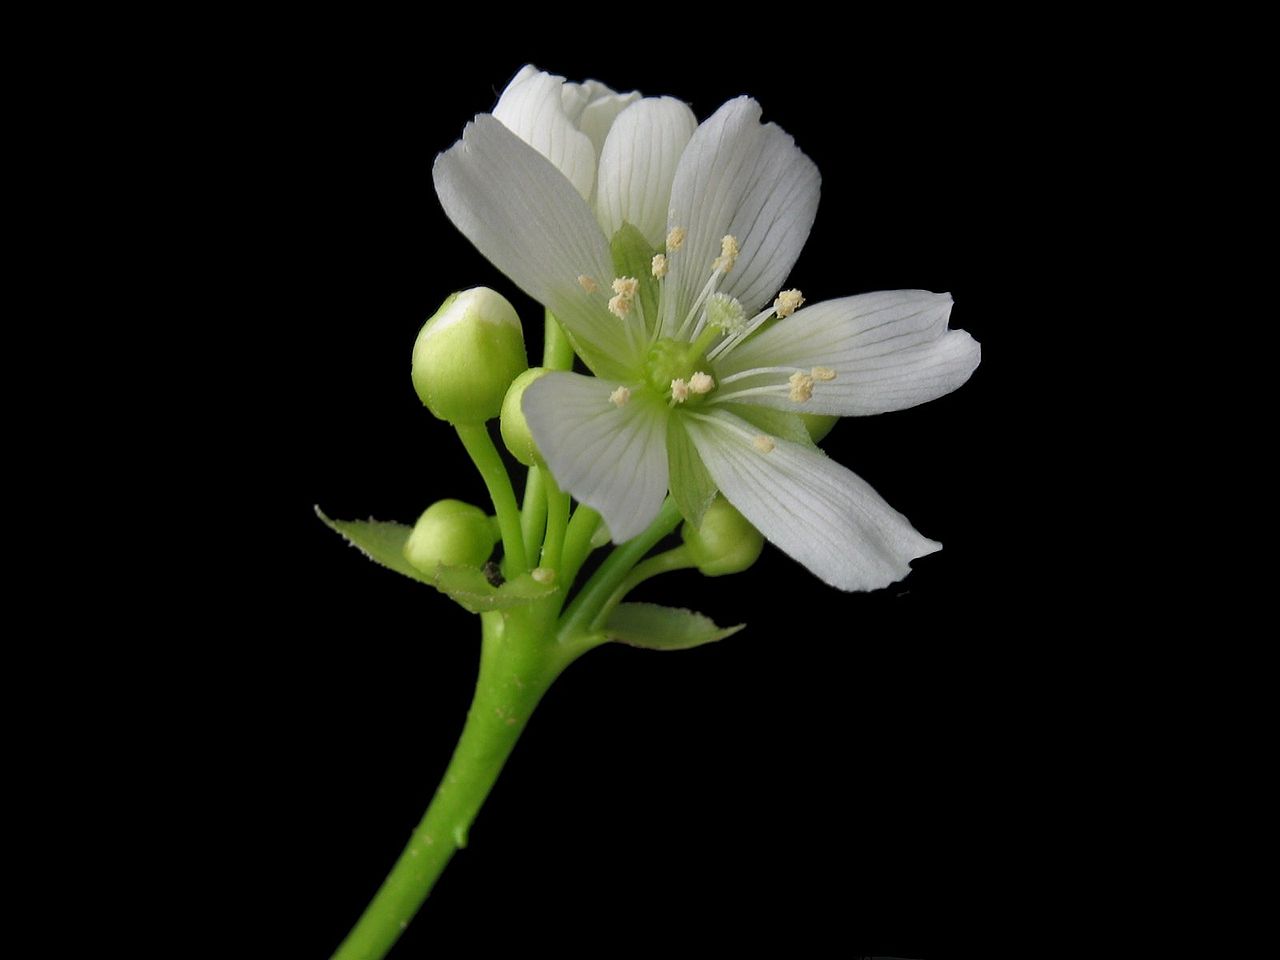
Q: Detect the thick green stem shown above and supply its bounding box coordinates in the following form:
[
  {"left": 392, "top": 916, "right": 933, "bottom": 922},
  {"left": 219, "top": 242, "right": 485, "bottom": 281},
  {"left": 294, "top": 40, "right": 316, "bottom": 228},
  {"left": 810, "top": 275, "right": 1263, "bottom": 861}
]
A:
[
  {"left": 331, "top": 611, "right": 570, "bottom": 960},
  {"left": 520, "top": 467, "right": 547, "bottom": 569},
  {"left": 455, "top": 423, "right": 526, "bottom": 577},
  {"left": 593, "top": 545, "right": 695, "bottom": 629},
  {"left": 543, "top": 309, "right": 575, "bottom": 371},
  {"left": 558, "top": 498, "right": 683, "bottom": 643}
]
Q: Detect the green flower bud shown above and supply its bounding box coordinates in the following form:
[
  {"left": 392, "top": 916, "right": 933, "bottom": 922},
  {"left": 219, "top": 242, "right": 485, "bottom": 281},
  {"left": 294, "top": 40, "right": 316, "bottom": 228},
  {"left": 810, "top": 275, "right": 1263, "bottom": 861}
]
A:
[
  {"left": 411, "top": 288, "right": 528, "bottom": 424},
  {"left": 500, "top": 367, "right": 550, "bottom": 467},
  {"left": 800, "top": 413, "right": 838, "bottom": 443},
  {"left": 403, "top": 499, "right": 499, "bottom": 572},
  {"left": 680, "top": 497, "right": 764, "bottom": 577}
]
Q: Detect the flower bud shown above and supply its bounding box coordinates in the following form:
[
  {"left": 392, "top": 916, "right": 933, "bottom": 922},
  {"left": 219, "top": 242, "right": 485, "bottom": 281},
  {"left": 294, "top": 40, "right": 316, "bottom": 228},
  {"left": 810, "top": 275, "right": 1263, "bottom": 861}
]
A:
[
  {"left": 500, "top": 367, "right": 550, "bottom": 467},
  {"left": 403, "top": 499, "right": 499, "bottom": 572},
  {"left": 680, "top": 497, "right": 764, "bottom": 577},
  {"left": 411, "top": 288, "right": 528, "bottom": 424},
  {"left": 799, "top": 413, "right": 838, "bottom": 443}
]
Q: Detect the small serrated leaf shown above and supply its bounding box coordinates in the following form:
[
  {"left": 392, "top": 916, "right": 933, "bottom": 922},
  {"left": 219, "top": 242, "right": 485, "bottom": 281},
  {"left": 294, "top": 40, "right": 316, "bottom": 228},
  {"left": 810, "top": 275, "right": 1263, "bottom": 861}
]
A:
[
  {"left": 430, "top": 566, "right": 557, "bottom": 614},
  {"left": 315, "top": 507, "right": 433, "bottom": 584},
  {"left": 316, "top": 507, "right": 557, "bottom": 612},
  {"left": 604, "top": 602, "right": 745, "bottom": 651}
]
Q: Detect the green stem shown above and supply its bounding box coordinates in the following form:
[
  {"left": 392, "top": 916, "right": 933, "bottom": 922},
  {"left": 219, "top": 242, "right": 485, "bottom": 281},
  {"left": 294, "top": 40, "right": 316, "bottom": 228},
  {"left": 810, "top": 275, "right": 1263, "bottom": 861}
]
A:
[
  {"left": 330, "top": 611, "right": 570, "bottom": 960},
  {"left": 520, "top": 467, "right": 547, "bottom": 569},
  {"left": 558, "top": 498, "right": 683, "bottom": 644},
  {"left": 559, "top": 505, "right": 601, "bottom": 586},
  {"left": 592, "top": 545, "right": 695, "bottom": 629},
  {"left": 543, "top": 309, "right": 575, "bottom": 371},
  {"left": 540, "top": 471, "right": 571, "bottom": 572},
  {"left": 455, "top": 423, "right": 526, "bottom": 577}
]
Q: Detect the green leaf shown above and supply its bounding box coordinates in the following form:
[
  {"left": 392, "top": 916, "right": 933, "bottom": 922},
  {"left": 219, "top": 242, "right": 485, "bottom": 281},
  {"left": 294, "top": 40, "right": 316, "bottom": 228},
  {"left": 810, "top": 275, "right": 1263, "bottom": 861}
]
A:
[
  {"left": 666, "top": 415, "right": 718, "bottom": 528},
  {"left": 610, "top": 222, "right": 660, "bottom": 326},
  {"left": 315, "top": 508, "right": 433, "bottom": 583},
  {"left": 316, "top": 507, "right": 557, "bottom": 612},
  {"left": 604, "top": 602, "right": 744, "bottom": 651},
  {"left": 722, "top": 403, "right": 820, "bottom": 450},
  {"left": 429, "top": 566, "right": 558, "bottom": 614}
]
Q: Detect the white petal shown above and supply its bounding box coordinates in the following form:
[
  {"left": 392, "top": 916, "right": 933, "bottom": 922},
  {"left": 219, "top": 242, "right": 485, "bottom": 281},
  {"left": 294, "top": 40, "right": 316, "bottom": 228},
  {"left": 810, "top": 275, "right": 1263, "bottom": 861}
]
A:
[
  {"left": 665, "top": 98, "right": 820, "bottom": 322},
  {"left": 523, "top": 373, "right": 670, "bottom": 542},
  {"left": 714, "top": 291, "right": 981, "bottom": 416},
  {"left": 493, "top": 65, "right": 598, "bottom": 200},
  {"left": 433, "top": 116, "right": 643, "bottom": 381},
  {"left": 596, "top": 98, "right": 698, "bottom": 247},
  {"left": 686, "top": 409, "right": 939, "bottom": 591},
  {"left": 563, "top": 80, "right": 642, "bottom": 162}
]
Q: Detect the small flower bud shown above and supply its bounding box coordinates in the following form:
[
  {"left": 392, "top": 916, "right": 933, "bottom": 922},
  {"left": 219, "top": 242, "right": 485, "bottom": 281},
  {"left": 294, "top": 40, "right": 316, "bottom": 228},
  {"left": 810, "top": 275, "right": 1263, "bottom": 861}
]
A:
[
  {"left": 799, "top": 413, "right": 838, "bottom": 443},
  {"left": 411, "top": 288, "right": 528, "bottom": 424},
  {"left": 500, "top": 367, "right": 550, "bottom": 467},
  {"left": 680, "top": 497, "right": 764, "bottom": 577},
  {"left": 403, "top": 499, "right": 500, "bottom": 572}
]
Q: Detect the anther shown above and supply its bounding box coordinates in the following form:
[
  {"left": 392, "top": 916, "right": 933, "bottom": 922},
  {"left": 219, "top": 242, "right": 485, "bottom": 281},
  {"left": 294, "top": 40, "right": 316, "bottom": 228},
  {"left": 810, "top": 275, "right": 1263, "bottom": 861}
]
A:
[
  {"left": 689, "top": 371, "right": 715, "bottom": 394},
  {"left": 651, "top": 254, "right": 668, "bottom": 279},
  {"left": 788, "top": 371, "right": 815, "bottom": 403},
  {"left": 774, "top": 289, "right": 804, "bottom": 317},
  {"left": 666, "top": 226, "right": 686, "bottom": 252},
  {"left": 811, "top": 366, "right": 837, "bottom": 381},
  {"left": 610, "top": 386, "right": 631, "bottom": 407},
  {"left": 612, "top": 277, "right": 638, "bottom": 298},
  {"left": 670, "top": 378, "right": 690, "bottom": 403},
  {"left": 530, "top": 567, "right": 556, "bottom": 584},
  {"left": 608, "top": 294, "right": 632, "bottom": 318},
  {"left": 712, "top": 234, "right": 740, "bottom": 273},
  {"left": 752, "top": 434, "right": 776, "bottom": 454},
  {"left": 578, "top": 275, "right": 599, "bottom": 294}
]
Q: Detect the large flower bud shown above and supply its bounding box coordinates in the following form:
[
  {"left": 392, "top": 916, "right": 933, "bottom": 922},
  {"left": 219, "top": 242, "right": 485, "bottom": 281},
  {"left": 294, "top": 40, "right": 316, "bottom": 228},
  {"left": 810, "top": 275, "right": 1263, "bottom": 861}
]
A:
[
  {"left": 411, "top": 288, "right": 528, "bottom": 424},
  {"left": 500, "top": 367, "right": 550, "bottom": 467},
  {"left": 680, "top": 497, "right": 764, "bottom": 577},
  {"left": 403, "top": 499, "right": 499, "bottom": 572}
]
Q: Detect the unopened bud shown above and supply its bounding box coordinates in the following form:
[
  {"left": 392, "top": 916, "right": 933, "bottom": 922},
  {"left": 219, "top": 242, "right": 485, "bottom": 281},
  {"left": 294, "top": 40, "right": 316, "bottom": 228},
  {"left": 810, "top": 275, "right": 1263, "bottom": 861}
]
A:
[
  {"left": 500, "top": 367, "right": 550, "bottom": 467},
  {"left": 680, "top": 497, "right": 764, "bottom": 577},
  {"left": 799, "top": 413, "right": 838, "bottom": 443},
  {"left": 403, "top": 499, "right": 500, "bottom": 572},
  {"left": 411, "top": 287, "right": 528, "bottom": 424}
]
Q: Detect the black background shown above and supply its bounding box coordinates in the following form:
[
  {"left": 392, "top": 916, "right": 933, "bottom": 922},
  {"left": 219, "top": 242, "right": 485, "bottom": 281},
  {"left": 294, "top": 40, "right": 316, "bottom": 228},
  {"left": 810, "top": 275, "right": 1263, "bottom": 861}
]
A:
[{"left": 231, "top": 41, "right": 1051, "bottom": 958}]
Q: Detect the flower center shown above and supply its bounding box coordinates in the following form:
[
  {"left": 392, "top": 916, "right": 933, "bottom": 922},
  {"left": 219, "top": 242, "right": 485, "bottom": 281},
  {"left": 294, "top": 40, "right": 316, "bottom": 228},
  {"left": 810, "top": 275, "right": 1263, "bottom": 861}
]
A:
[{"left": 644, "top": 338, "right": 713, "bottom": 404}]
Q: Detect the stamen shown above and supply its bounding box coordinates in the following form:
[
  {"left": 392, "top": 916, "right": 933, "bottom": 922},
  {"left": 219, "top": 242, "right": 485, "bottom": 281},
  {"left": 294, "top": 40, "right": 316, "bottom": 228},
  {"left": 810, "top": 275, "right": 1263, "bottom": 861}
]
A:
[
  {"left": 712, "top": 234, "right": 740, "bottom": 273},
  {"left": 666, "top": 226, "right": 686, "bottom": 252},
  {"left": 752, "top": 434, "right": 776, "bottom": 454},
  {"left": 578, "top": 275, "right": 598, "bottom": 294},
  {"left": 811, "top": 366, "right": 837, "bottom": 381},
  {"left": 608, "top": 294, "right": 632, "bottom": 318},
  {"left": 670, "top": 378, "right": 690, "bottom": 404},
  {"left": 689, "top": 371, "right": 715, "bottom": 394},
  {"left": 651, "top": 254, "right": 668, "bottom": 279},
  {"left": 608, "top": 276, "right": 639, "bottom": 319},
  {"left": 610, "top": 386, "right": 631, "bottom": 407},
  {"left": 774, "top": 289, "right": 804, "bottom": 317},
  {"left": 788, "top": 371, "right": 815, "bottom": 403}
]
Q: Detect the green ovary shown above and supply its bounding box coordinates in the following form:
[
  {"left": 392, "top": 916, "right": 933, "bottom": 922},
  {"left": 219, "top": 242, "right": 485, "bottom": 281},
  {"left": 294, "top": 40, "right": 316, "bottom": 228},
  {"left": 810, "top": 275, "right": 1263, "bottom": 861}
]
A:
[{"left": 643, "top": 338, "right": 715, "bottom": 402}]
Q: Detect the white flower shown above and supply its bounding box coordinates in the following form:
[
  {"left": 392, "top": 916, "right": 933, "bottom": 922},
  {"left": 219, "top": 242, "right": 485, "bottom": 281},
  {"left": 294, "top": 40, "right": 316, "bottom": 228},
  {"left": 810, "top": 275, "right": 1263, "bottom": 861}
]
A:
[{"left": 433, "top": 66, "right": 981, "bottom": 591}]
